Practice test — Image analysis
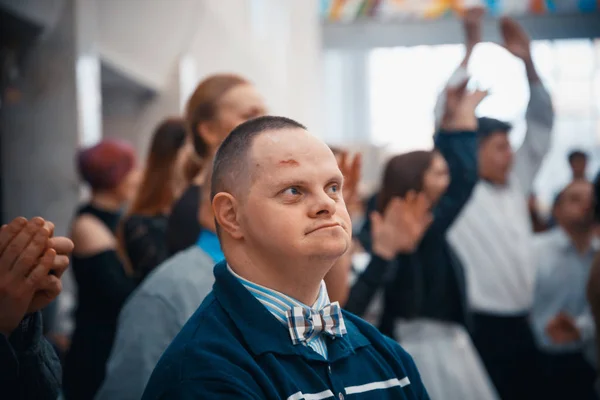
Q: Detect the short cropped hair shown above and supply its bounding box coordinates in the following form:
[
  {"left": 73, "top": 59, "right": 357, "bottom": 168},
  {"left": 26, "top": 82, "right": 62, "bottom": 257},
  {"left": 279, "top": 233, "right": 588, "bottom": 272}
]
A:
[
  {"left": 568, "top": 150, "right": 587, "bottom": 164},
  {"left": 210, "top": 116, "right": 307, "bottom": 201},
  {"left": 477, "top": 117, "right": 512, "bottom": 142}
]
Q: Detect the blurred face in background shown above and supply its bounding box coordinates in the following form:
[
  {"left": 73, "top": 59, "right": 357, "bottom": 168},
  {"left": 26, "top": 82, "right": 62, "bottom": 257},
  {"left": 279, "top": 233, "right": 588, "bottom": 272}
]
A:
[
  {"left": 478, "top": 131, "right": 513, "bottom": 185},
  {"left": 423, "top": 151, "right": 450, "bottom": 204},
  {"left": 115, "top": 167, "right": 142, "bottom": 204},
  {"left": 554, "top": 180, "right": 595, "bottom": 232},
  {"left": 200, "top": 84, "right": 267, "bottom": 156}
]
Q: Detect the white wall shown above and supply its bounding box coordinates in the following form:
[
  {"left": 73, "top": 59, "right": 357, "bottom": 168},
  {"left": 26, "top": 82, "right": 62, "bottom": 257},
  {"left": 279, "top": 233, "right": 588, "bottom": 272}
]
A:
[{"left": 101, "top": 0, "right": 324, "bottom": 159}]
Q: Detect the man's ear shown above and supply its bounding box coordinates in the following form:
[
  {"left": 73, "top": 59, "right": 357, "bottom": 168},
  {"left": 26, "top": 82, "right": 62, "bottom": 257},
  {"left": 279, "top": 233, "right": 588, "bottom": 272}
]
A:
[{"left": 213, "top": 192, "right": 243, "bottom": 240}]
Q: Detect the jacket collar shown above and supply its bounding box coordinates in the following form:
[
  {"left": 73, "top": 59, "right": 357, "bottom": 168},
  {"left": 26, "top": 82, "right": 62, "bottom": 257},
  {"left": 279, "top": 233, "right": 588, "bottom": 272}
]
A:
[{"left": 212, "top": 261, "right": 369, "bottom": 362}]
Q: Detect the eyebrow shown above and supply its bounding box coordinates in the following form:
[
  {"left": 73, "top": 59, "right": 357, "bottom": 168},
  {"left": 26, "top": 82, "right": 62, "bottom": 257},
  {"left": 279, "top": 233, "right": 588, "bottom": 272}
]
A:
[{"left": 274, "top": 174, "right": 344, "bottom": 188}]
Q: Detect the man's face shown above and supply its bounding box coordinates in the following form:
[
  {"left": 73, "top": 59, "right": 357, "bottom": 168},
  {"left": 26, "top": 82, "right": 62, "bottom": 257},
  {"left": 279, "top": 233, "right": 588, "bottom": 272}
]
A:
[
  {"left": 478, "top": 131, "right": 514, "bottom": 184},
  {"left": 238, "top": 129, "right": 352, "bottom": 265},
  {"left": 555, "top": 181, "right": 595, "bottom": 231}
]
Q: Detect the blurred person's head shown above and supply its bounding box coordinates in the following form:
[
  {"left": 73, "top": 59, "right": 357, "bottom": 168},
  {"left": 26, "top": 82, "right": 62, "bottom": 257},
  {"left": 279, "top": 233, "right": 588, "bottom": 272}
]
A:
[
  {"left": 211, "top": 116, "right": 352, "bottom": 296},
  {"left": 377, "top": 150, "right": 449, "bottom": 213},
  {"left": 186, "top": 74, "right": 267, "bottom": 160},
  {"left": 477, "top": 117, "right": 514, "bottom": 185},
  {"left": 197, "top": 163, "right": 216, "bottom": 233},
  {"left": 553, "top": 180, "right": 595, "bottom": 233},
  {"left": 171, "top": 134, "right": 202, "bottom": 197},
  {"left": 128, "top": 118, "right": 188, "bottom": 216},
  {"left": 77, "top": 139, "right": 139, "bottom": 204},
  {"left": 568, "top": 150, "right": 588, "bottom": 181}
]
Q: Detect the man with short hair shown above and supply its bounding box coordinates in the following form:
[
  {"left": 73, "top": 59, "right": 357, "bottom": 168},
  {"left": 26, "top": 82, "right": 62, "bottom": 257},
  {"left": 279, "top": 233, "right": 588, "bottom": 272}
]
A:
[
  {"left": 531, "top": 180, "right": 597, "bottom": 400},
  {"left": 447, "top": 17, "right": 554, "bottom": 400},
  {"left": 142, "top": 116, "right": 429, "bottom": 399}
]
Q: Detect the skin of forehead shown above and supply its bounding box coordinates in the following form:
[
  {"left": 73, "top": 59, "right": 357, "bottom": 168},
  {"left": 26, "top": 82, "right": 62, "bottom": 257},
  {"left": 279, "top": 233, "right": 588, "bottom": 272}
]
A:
[
  {"left": 251, "top": 129, "right": 332, "bottom": 167},
  {"left": 232, "top": 129, "right": 337, "bottom": 197}
]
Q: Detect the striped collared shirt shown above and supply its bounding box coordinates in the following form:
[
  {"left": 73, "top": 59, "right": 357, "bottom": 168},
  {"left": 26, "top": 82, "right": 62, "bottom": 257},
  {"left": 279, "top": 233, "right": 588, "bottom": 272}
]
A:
[{"left": 227, "top": 265, "right": 331, "bottom": 359}]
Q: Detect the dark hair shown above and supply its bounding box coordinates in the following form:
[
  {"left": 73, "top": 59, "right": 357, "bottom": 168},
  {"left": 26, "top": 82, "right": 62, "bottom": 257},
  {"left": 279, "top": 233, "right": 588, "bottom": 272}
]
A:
[
  {"left": 185, "top": 74, "right": 249, "bottom": 158},
  {"left": 77, "top": 139, "right": 137, "bottom": 192},
  {"left": 568, "top": 150, "right": 587, "bottom": 164},
  {"left": 127, "top": 118, "right": 187, "bottom": 215},
  {"left": 211, "top": 115, "right": 307, "bottom": 201},
  {"left": 477, "top": 117, "right": 512, "bottom": 142},
  {"left": 377, "top": 151, "right": 435, "bottom": 213}
]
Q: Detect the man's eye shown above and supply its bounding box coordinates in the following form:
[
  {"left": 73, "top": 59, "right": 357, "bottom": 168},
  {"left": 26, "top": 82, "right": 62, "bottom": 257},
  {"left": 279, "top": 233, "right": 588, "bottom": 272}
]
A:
[{"left": 283, "top": 187, "right": 301, "bottom": 196}]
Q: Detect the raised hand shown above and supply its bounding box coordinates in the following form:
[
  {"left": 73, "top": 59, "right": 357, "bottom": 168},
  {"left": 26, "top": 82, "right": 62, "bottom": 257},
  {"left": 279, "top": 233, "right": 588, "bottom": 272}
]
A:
[
  {"left": 545, "top": 312, "right": 581, "bottom": 344},
  {"left": 338, "top": 151, "right": 362, "bottom": 206},
  {"left": 370, "top": 192, "right": 433, "bottom": 259},
  {"left": 463, "top": 7, "right": 484, "bottom": 51},
  {"left": 0, "top": 217, "right": 54, "bottom": 336},
  {"left": 500, "top": 17, "right": 531, "bottom": 61},
  {"left": 441, "top": 79, "right": 488, "bottom": 132}
]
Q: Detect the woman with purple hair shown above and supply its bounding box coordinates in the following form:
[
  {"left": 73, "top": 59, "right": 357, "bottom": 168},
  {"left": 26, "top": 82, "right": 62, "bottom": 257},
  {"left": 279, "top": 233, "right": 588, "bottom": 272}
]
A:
[{"left": 63, "top": 139, "right": 141, "bottom": 400}]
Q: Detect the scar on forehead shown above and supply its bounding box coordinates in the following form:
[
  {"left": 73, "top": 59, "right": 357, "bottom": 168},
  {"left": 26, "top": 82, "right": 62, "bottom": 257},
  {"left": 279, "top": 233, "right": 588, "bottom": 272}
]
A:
[{"left": 278, "top": 159, "right": 299, "bottom": 166}]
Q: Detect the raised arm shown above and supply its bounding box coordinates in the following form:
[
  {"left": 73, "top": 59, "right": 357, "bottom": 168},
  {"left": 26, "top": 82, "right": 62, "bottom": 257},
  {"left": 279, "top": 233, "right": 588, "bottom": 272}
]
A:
[
  {"left": 432, "top": 69, "right": 488, "bottom": 233},
  {"left": 433, "top": 7, "right": 483, "bottom": 129},
  {"left": 502, "top": 17, "right": 554, "bottom": 194},
  {"left": 430, "top": 131, "right": 478, "bottom": 233}
]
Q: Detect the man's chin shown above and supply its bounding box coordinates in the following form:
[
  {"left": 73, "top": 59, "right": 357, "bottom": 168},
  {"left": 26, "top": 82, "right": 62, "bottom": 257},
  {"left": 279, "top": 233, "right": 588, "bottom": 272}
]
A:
[{"left": 304, "top": 239, "right": 350, "bottom": 260}]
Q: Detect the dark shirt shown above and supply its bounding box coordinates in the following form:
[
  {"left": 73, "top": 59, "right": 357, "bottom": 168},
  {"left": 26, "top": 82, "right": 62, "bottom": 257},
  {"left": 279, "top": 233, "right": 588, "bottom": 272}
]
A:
[
  {"left": 353, "top": 131, "right": 478, "bottom": 336},
  {"left": 63, "top": 204, "right": 137, "bottom": 400},
  {"left": 165, "top": 185, "right": 201, "bottom": 256},
  {"left": 142, "top": 261, "right": 429, "bottom": 399},
  {"left": 122, "top": 213, "right": 169, "bottom": 280},
  {"left": 1, "top": 312, "right": 61, "bottom": 400}
]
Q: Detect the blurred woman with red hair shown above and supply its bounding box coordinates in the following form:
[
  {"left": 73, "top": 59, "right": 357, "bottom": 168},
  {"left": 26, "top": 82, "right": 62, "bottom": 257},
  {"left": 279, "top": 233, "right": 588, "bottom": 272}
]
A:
[{"left": 64, "top": 138, "right": 141, "bottom": 400}]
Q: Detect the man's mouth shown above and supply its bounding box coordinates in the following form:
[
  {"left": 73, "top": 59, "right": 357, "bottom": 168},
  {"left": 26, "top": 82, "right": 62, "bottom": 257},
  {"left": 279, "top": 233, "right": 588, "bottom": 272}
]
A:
[{"left": 307, "top": 223, "right": 341, "bottom": 234}]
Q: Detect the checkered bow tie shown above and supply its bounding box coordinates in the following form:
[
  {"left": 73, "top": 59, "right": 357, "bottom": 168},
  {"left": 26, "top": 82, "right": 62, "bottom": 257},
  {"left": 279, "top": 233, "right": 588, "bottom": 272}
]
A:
[{"left": 285, "top": 302, "right": 347, "bottom": 345}]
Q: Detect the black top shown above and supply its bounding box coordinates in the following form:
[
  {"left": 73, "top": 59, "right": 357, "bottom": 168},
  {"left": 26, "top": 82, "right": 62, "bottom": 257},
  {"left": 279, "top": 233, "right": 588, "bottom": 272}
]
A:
[
  {"left": 63, "top": 203, "right": 137, "bottom": 400},
  {"left": 351, "top": 131, "right": 478, "bottom": 338},
  {"left": 1, "top": 312, "right": 61, "bottom": 400},
  {"left": 166, "top": 185, "right": 202, "bottom": 256},
  {"left": 122, "top": 213, "right": 169, "bottom": 281}
]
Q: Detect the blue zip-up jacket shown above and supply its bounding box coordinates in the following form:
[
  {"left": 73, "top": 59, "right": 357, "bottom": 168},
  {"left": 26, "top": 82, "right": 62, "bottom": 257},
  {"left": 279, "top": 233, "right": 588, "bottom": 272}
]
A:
[{"left": 142, "top": 261, "right": 429, "bottom": 399}]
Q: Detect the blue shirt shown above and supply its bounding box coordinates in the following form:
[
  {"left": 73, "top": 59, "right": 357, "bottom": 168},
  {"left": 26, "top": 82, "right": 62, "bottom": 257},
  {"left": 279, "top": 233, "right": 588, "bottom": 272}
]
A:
[
  {"left": 196, "top": 230, "right": 224, "bottom": 262},
  {"left": 531, "top": 228, "right": 596, "bottom": 355},
  {"left": 228, "top": 265, "right": 331, "bottom": 359},
  {"left": 142, "top": 261, "right": 429, "bottom": 400}
]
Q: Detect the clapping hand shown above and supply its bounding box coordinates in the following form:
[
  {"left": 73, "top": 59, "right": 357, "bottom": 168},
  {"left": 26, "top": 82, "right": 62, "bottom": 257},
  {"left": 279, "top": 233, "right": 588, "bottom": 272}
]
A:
[
  {"left": 500, "top": 17, "right": 532, "bottom": 61},
  {"left": 0, "top": 217, "right": 73, "bottom": 336},
  {"left": 370, "top": 192, "right": 433, "bottom": 259},
  {"left": 337, "top": 151, "right": 362, "bottom": 206}
]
